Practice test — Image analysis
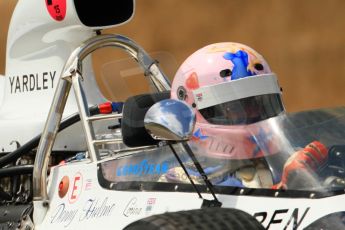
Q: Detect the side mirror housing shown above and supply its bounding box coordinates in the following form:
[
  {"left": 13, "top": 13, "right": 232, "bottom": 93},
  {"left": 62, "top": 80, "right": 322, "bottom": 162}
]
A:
[{"left": 144, "top": 99, "right": 196, "bottom": 141}]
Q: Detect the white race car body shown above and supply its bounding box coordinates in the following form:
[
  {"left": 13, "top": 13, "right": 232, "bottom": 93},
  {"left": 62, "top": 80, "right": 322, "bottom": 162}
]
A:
[
  {"left": 0, "top": 1, "right": 344, "bottom": 230},
  {"left": 37, "top": 159, "right": 345, "bottom": 230}
]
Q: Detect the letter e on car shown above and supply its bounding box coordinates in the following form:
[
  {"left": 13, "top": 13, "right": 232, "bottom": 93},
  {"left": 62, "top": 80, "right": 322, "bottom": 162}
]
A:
[{"left": 69, "top": 172, "right": 83, "bottom": 204}]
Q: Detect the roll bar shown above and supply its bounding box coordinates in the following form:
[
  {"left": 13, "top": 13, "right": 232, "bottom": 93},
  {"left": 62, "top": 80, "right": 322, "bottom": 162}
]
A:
[{"left": 33, "top": 34, "right": 171, "bottom": 203}]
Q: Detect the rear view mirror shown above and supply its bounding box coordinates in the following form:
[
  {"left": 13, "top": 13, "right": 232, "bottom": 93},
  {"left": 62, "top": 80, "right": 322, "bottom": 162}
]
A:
[
  {"left": 144, "top": 99, "right": 196, "bottom": 141},
  {"left": 74, "top": 0, "right": 135, "bottom": 28}
]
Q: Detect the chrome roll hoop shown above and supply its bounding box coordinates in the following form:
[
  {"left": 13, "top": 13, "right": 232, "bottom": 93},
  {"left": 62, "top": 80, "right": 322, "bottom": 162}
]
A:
[{"left": 33, "top": 34, "right": 171, "bottom": 202}]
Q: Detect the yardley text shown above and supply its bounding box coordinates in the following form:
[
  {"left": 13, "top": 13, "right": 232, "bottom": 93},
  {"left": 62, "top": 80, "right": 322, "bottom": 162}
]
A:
[{"left": 9, "top": 71, "right": 56, "bottom": 94}]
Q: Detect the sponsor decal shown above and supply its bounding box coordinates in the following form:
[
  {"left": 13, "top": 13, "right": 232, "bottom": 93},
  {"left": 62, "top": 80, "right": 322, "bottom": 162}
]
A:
[
  {"left": 79, "top": 197, "right": 116, "bottom": 221},
  {"left": 9, "top": 71, "right": 56, "bottom": 94},
  {"left": 85, "top": 179, "right": 92, "bottom": 191},
  {"left": 50, "top": 203, "right": 77, "bottom": 227},
  {"left": 50, "top": 197, "right": 116, "bottom": 227},
  {"left": 254, "top": 207, "right": 310, "bottom": 230},
  {"left": 46, "top": 0, "right": 66, "bottom": 21},
  {"left": 58, "top": 176, "right": 69, "bottom": 198},
  {"left": 145, "top": 198, "right": 156, "bottom": 213},
  {"left": 195, "top": 93, "right": 203, "bottom": 101},
  {"left": 116, "top": 159, "right": 169, "bottom": 177},
  {"left": 123, "top": 197, "right": 142, "bottom": 217},
  {"left": 69, "top": 172, "right": 83, "bottom": 204}
]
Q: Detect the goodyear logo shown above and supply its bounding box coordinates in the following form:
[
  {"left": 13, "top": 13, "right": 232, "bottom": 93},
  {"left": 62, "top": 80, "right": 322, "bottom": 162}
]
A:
[{"left": 116, "top": 160, "right": 169, "bottom": 176}]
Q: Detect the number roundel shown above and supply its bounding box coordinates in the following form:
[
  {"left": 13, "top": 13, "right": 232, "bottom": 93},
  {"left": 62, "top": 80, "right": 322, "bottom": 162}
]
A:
[{"left": 45, "top": 0, "right": 67, "bottom": 22}]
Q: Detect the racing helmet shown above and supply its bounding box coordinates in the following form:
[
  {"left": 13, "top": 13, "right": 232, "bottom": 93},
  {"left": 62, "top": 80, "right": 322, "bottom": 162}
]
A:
[{"left": 171, "top": 42, "right": 285, "bottom": 159}]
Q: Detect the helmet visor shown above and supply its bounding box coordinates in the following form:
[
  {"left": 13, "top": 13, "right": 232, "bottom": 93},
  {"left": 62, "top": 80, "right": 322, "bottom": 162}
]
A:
[{"left": 199, "top": 94, "right": 284, "bottom": 125}]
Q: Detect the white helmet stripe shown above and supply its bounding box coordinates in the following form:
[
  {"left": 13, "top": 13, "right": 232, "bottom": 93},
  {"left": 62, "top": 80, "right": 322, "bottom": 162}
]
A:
[{"left": 192, "top": 74, "right": 281, "bottom": 110}]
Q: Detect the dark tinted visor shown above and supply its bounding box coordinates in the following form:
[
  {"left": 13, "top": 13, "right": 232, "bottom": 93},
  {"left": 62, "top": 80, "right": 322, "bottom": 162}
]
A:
[{"left": 199, "top": 94, "right": 284, "bottom": 125}]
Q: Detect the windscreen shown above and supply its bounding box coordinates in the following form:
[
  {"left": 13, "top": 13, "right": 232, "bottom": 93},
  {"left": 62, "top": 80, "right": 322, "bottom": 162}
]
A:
[{"left": 100, "top": 107, "right": 345, "bottom": 193}]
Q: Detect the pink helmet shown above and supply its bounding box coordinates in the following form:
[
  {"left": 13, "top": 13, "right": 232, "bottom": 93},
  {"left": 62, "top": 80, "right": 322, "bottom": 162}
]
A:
[{"left": 171, "top": 42, "right": 285, "bottom": 159}]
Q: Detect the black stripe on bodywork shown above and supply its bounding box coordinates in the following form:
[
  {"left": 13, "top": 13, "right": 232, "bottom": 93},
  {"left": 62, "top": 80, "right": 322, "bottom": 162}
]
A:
[{"left": 97, "top": 163, "right": 345, "bottom": 199}]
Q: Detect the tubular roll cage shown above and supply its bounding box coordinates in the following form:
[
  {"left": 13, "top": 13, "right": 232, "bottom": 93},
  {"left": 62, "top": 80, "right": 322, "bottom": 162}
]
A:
[{"left": 33, "top": 34, "right": 171, "bottom": 203}]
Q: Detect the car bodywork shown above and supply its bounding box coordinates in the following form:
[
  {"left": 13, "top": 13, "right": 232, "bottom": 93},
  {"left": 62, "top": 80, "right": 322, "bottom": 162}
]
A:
[{"left": 0, "top": 1, "right": 344, "bottom": 230}]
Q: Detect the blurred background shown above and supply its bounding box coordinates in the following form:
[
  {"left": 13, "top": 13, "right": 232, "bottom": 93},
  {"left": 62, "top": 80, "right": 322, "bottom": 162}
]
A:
[{"left": 1, "top": 0, "right": 345, "bottom": 112}]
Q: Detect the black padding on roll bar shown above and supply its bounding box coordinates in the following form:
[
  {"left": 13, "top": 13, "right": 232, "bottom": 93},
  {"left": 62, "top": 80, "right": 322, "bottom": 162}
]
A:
[{"left": 122, "top": 91, "right": 170, "bottom": 147}]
